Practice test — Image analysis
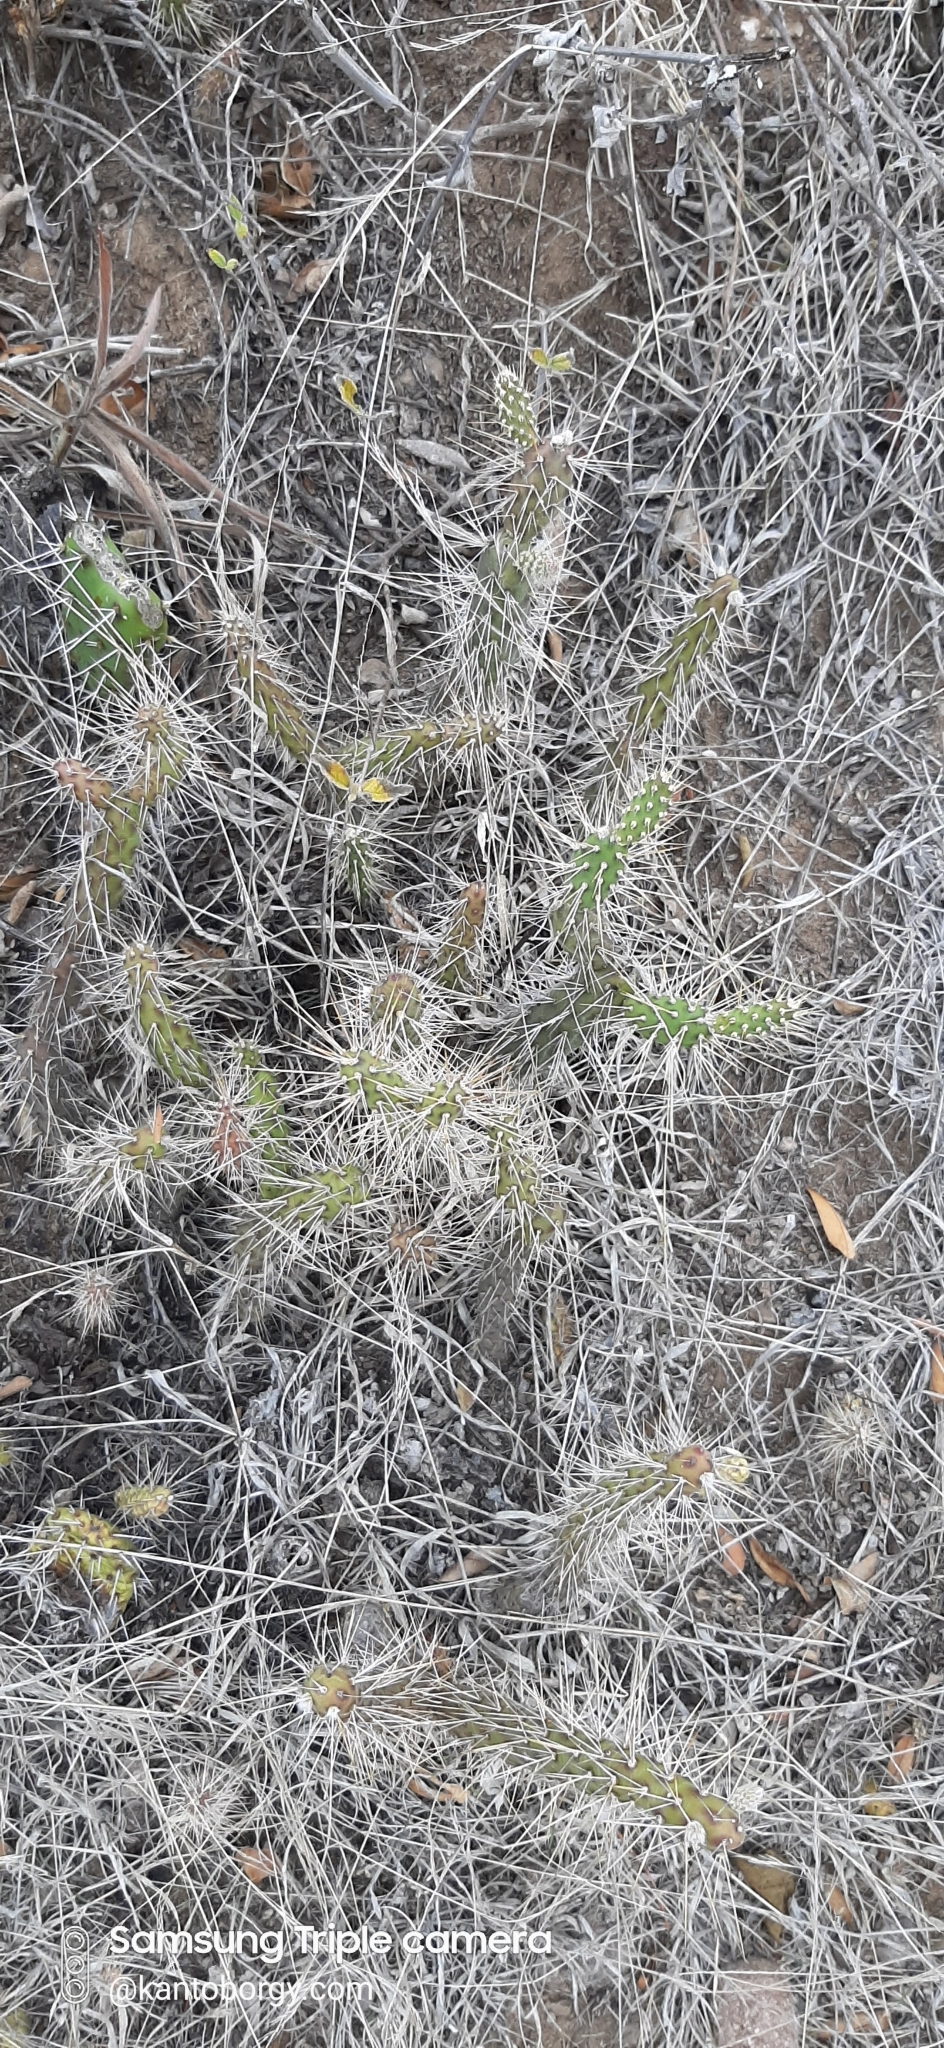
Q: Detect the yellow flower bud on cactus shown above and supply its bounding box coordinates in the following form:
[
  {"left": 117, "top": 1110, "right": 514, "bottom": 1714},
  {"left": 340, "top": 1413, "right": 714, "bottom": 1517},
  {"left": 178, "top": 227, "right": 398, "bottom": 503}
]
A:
[{"left": 31, "top": 1506, "right": 137, "bottom": 1614}]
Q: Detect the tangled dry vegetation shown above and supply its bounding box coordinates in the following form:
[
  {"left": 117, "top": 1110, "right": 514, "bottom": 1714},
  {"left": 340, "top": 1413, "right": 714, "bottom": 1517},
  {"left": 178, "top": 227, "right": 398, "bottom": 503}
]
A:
[{"left": 1, "top": 2, "right": 943, "bottom": 2044}]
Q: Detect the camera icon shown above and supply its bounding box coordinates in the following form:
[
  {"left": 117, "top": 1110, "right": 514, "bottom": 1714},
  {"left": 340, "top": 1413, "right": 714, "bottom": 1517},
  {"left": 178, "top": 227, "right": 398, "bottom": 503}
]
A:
[{"left": 61, "top": 1928, "right": 91, "bottom": 2006}]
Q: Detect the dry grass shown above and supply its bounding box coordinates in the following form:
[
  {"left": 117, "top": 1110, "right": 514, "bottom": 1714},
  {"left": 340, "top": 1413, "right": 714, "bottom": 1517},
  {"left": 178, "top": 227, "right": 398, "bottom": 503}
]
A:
[{"left": 1, "top": 3, "right": 943, "bottom": 2044}]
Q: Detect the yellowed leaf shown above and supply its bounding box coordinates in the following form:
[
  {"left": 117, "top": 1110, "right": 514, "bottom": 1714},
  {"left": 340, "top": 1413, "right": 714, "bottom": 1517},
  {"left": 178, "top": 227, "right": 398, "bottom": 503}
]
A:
[
  {"left": 862, "top": 1779, "right": 895, "bottom": 1818},
  {"left": 749, "top": 1536, "right": 811, "bottom": 1602},
  {"left": 324, "top": 760, "right": 351, "bottom": 791},
  {"left": 830, "top": 1551, "right": 878, "bottom": 1616},
  {"left": 235, "top": 1844, "right": 276, "bottom": 1883},
  {"left": 886, "top": 1729, "right": 916, "bottom": 1783},
  {"left": 807, "top": 1188, "right": 856, "bottom": 1259},
  {"left": 732, "top": 1852, "right": 797, "bottom": 1938},
  {"left": 337, "top": 377, "right": 362, "bottom": 415},
  {"left": 357, "top": 776, "right": 393, "bottom": 805},
  {"left": 718, "top": 1526, "right": 747, "bottom": 1577},
  {"left": 736, "top": 831, "right": 756, "bottom": 888},
  {"left": 929, "top": 1339, "right": 944, "bottom": 1404},
  {"left": 826, "top": 1884, "right": 856, "bottom": 1927}
]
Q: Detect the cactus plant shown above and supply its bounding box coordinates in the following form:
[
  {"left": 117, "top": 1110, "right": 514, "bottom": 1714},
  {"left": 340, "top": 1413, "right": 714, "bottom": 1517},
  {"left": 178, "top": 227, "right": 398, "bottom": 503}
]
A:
[{"left": 30, "top": 1505, "right": 137, "bottom": 1614}]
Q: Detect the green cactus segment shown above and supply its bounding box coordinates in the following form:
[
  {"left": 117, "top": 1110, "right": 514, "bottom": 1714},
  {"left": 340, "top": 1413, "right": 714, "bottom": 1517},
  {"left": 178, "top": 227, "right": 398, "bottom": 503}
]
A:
[
  {"left": 495, "top": 368, "right": 538, "bottom": 451},
  {"left": 31, "top": 1505, "right": 137, "bottom": 1614},
  {"left": 125, "top": 945, "right": 210, "bottom": 1086},
  {"left": 63, "top": 521, "right": 167, "bottom": 695},
  {"left": 369, "top": 972, "right": 424, "bottom": 1042},
  {"left": 471, "top": 440, "right": 572, "bottom": 692},
  {"left": 624, "top": 575, "right": 738, "bottom": 740},
  {"left": 58, "top": 712, "right": 184, "bottom": 920},
  {"left": 120, "top": 1114, "right": 167, "bottom": 1172},
  {"left": 305, "top": 1663, "right": 742, "bottom": 1854},
  {"left": 344, "top": 718, "right": 499, "bottom": 785},
  {"left": 611, "top": 986, "right": 711, "bottom": 1049},
  {"left": 437, "top": 884, "right": 486, "bottom": 992},
  {"left": 570, "top": 779, "right": 675, "bottom": 911},
  {"left": 523, "top": 963, "right": 792, "bottom": 1065},
  {"left": 233, "top": 638, "right": 316, "bottom": 762},
  {"left": 340, "top": 1049, "right": 466, "bottom": 1130},
  {"left": 491, "top": 1132, "right": 560, "bottom": 1244},
  {"left": 559, "top": 1446, "right": 715, "bottom": 1574},
  {"left": 259, "top": 1164, "right": 369, "bottom": 1228},
  {"left": 239, "top": 1046, "right": 293, "bottom": 1180},
  {"left": 709, "top": 999, "right": 794, "bottom": 1038}
]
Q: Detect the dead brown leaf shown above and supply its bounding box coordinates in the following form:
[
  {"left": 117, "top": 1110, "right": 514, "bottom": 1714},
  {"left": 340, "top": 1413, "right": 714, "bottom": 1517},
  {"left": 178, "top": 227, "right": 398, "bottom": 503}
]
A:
[
  {"left": 5, "top": 878, "right": 36, "bottom": 925},
  {"left": 454, "top": 1379, "right": 474, "bottom": 1413},
  {"left": 929, "top": 1339, "right": 944, "bottom": 1403},
  {"left": 719, "top": 1526, "right": 747, "bottom": 1576},
  {"left": 749, "top": 1536, "right": 811, "bottom": 1602},
  {"left": 0, "top": 866, "right": 39, "bottom": 902},
  {"left": 829, "top": 1552, "right": 878, "bottom": 1617},
  {"left": 545, "top": 627, "right": 563, "bottom": 663},
  {"left": 256, "top": 164, "right": 316, "bottom": 220},
  {"left": 281, "top": 131, "right": 316, "bottom": 197},
  {"left": 826, "top": 1884, "right": 856, "bottom": 1928},
  {"left": 832, "top": 998, "right": 867, "bottom": 1018},
  {"left": 291, "top": 258, "right": 334, "bottom": 298},
  {"left": 886, "top": 1729, "right": 917, "bottom": 1783},
  {"left": 0, "top": 1375, "right": 32, "bottom": 1401},
  {"left": 406, "top": 1774, "right": 468, "bottom": 1806},
  {"left": 235, "top": 1845, "right": 276, "bottom": 1883},
  {"left": 807, "top": 1188, "right": 856, "bottom": 1259},
  {"left": 98, "top": 379, "right": 148, "bottom": 424},
  {"left": 436, "top": 1551, "right": 495, "bottom": 1585}
]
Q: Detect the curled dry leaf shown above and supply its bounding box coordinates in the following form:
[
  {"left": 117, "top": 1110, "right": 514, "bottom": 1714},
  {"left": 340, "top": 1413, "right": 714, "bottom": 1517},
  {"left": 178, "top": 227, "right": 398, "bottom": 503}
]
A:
[
  {"left": 718, "top": 1526, "right": 747, "bottom": 1576},
  {"left": 929, "top": 1339, "right": 944, "bottom": 1403},
  {"left": 829, "top": 1551, "right": 878, "bottom": 1617},
  {"left": 807, "top": 1188, "right": 856, "bottom": 1259},
  {"left": 833, "top": 998, "right": 867, "bottom": 1017},
  {"left": 886, "top": 1729, "right": 916, "bottom": 1783},
  {"left": 545, "top": 626, "right": 564, "bottom": 663},
  {"left": 749, "top": 1536, "right": 811, "bottom": 1602},
  {"left": 235, "top": 1844, "right": 276, "bottom": 1884},
  {"left": 407, "top": 1774, "right": 468, "bottom": 1806},
  {"left": 291, "top": 258, "right": 334, "bottom": 298},
  {"left": 256, "top": 164, "right": 315, "bottom": 220},
  {"left": 0, "top": 1375, "right": 32, "bottom": 1401}
]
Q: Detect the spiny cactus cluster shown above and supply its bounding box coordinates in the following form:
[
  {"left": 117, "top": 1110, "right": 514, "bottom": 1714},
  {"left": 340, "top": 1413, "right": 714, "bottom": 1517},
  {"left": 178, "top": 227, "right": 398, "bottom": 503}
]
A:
[{"left": 4, "top": 368, "right": 797, "bottom": 1346}]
